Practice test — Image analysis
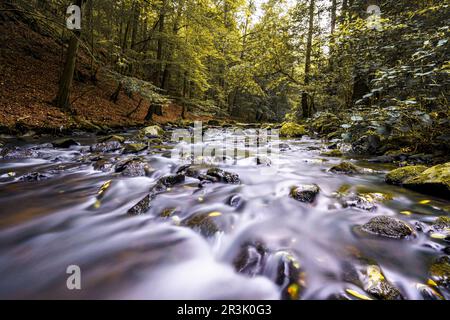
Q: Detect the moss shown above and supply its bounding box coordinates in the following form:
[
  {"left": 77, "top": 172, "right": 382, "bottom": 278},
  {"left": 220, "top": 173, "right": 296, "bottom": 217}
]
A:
[
  {"left": 385, "top": 165, "right": 428, "bottom": 185},
  {"left": 320, "top": 149, "right": 343, "bottom": 157},
  {"left": 280, "top": 122, "right": 307, "bottom": 138},
  {"left": 124, "top": 143, "right": 147, "bottom": 153},
  {"left": 329, "top": 162, "right": 362, "bottom": 174}
]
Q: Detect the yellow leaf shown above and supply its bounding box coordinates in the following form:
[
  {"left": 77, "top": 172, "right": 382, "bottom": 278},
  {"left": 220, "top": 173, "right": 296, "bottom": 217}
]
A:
[
  {"left": 345, "top": 289, "right": 373, "bottom": 300},
  {"left": 287, "top": 283, "right": 299, "bottom": 300},
  {"left": 198, "top": 197, "right": 204, "bottom": 202},
  {"left": 419, "top": 200, "right": 431, "bottom": 204},
  {"left": 400, "top": 211, "right": 412, "bottom": 215},
  {"left": 430, "top": 233, "right": 446, "bottom": 240},
  {"left": 94, "top": 200, "right": 101, "bottom": 209},
  {"left": 427, "top": 279, "right": 438, "bottom": 287},
  {"left": 98, "top": 180, "right": 112, "bottom": 196}
]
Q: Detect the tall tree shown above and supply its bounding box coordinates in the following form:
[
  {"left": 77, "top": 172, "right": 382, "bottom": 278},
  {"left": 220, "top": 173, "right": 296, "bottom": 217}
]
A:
[{"left": 55, "top": 0, "right": 83, "bottom": 109}]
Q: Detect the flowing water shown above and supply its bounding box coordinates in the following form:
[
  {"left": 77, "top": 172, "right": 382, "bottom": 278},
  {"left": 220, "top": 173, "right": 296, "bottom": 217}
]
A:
[{"left": 0, "top": 127, "right": 448, "bottom": 300}]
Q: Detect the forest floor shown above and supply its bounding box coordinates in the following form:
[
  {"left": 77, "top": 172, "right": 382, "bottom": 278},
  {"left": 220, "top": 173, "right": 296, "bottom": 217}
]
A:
[{"left": 0, "top": 8, "right": 211, "bottom": 135}]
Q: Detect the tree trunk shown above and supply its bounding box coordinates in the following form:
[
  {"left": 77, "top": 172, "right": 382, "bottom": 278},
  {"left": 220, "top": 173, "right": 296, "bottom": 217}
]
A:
[
  {"left": 154, "top": 0, "right": 167, "bottom": 87},
  {"left": 300, "top": 0, "right": 315, "bottom": 119},
  {"left": 55, "top": 0, "right": 83, "bottom": 110}
]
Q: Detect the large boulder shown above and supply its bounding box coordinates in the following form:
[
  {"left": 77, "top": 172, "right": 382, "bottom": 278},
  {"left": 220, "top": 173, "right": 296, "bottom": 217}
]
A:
[
  {"left": 280, "top": 123, "right": 307, "bottom": 138},
  {"left": 361, "top": 216, "right": 414, "bottom": 239},
  {"left": 385, "top": 163, "right": 450, "bottom": 198}
]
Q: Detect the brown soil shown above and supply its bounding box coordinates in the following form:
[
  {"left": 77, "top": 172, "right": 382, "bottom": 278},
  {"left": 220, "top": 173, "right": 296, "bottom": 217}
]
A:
[{"left": 0, "top": 6, "right": 209, "bottom": 134}]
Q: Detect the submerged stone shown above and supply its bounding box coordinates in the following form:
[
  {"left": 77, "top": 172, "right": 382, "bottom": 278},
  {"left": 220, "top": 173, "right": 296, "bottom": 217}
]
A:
[
  {"left": 432, "top": 216, "right": 450, "bottom": 231},
  {"left": 340, "top": 192, "right": 393, "bottom": 211},
  {"left": 115, "top": 159, "right": 152, "bottom": 177},
  {"left": 385, "top": 165, "right": 428, "bottom": 185},
  {"left": 233, "top": 242, "right": 267, "bottom": 276},
  {"left": 0, "top": 146, "right": 37, "bottom": 159},
  {"left": 19, "top": 172, "right": 50, "bottom": 182},
  {"left": 184, "top": 213, "right": 221, "bottom": 237},
  {"left": 290, "top": 184, "right": 320, "bottom": 203},
  {"left": 90, "top": 140, "right": 122, "bottom": 153},
  {"left": 361, "top": 216, "right": 414, "bottom": 239}
]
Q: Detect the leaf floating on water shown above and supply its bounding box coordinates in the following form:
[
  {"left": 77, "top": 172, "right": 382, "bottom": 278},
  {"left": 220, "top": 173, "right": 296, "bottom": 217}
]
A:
[
  {"left": 198, "top": 197, "right": 204, "bottom": 202},
  {"left": 419, "top": 200, "right": 431, "bottom": 205},
  {"left": 7, "top": 172, "right": 16, "bottom": 177},
  {"left": 400, "top": 211, "right": 412, "bottom": 216},
  {"left": 208, "top": 211, "right": 222, "bottom": 217},
  {"left": 345, "top": 289, "right": 373, "bottom": 300},
  {"left": 98, "top": 180, "right": 112, "bottom": 197},
  {"left": 427, "top": 279, "right": 438, "bottom": 287},
  {"left": 94, "top": 199, "right": 101, "bottom": 209}
]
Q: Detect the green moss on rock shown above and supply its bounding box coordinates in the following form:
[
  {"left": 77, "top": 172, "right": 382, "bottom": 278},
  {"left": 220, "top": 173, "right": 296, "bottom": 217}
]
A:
[
  {"left": 429, "top": 256, "right": 450, "bottom": 288},
  {"left": 361, "top": 215, "right": 414, "bottom": 239},
  {"left": 403, "top": 163, "right": 450, "bottom": 198},
  {"left": 320, "top": 149, "right": 343, "bottom": 157},
  {"left": 280, "top": 123, "right": 307, "bottom": 138}
]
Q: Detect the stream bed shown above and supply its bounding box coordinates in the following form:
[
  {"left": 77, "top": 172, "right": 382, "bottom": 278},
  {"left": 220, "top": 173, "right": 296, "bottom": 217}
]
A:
[{"left": 0, "top": 126, "right": 449, "bottom": 299}]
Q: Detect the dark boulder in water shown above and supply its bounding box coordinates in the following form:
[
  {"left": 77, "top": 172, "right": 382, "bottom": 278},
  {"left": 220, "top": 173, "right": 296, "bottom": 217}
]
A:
[
  {"left": 361, "top": 216, "right": 414, "bottom": 239},
  {"left": 90, "top": 140, "right": 122, "bottom": 153},
  {"left": 289, "top": 184, "right": 320, "bottom": 203},
  {"left": 1, "top": 146, "right": 37, "bottom": 159},
  {"left": 127, "top": 193, "right": 154, "bottom": 215},
  {"left": 206, "top": 168, "right": 240, "bottom": 184},
  {"left": 233, "top": 242, "right": 267, "bottom": 276},
  {"left": 19, "top": 172, "right": 50, "bottom": 182},
  {"left": 183, "top": 213, "right": 221, "bottom": 237},
  {"left": 352, "top": 134, "right": 381, "bottom": 155}
]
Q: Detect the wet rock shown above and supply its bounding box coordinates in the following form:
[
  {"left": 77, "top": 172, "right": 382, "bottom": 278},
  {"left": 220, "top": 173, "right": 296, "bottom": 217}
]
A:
[
  {"left": 93, "top": 159, "right": 114, "bottom": 172},
  {"left": 320, "top": 149, "right": 343, "bottom": 157},
  {"left": 123, "top": 143, "right": 147, "bottom": 153},
  {"left": 206, "top": 168, "right": 240, "bottom": 184},
  {"left": 402, "top": 163, "right": 450, "bottom": 198},
  {"left": 329, "top": 162, "right": 362, "bottom": 174},
  {"left": 115, "top": 159, "right": 152, "bottom": 177},
  {"left": 269, "top": 251, "right": 305, "bottom": 300},
  {"left": 385, "top": 165, "right": 428, "bottom": 185},
  {"left": 184, "top": 213, "right": 221, "bottom": 237},
  {"left": 352, "top": 134, "right": 381, "bottom": 155},
  {"left": 52, "top": 138, "right": 79, "bottom": 148},
  {"left": 289, "top": 184, "right": 320, "bottom": 203},
  {"left": 158, "top": 174, "right": 185, "bottom": 188},
  {"left": 228, "top": 194, "right": 244, "bottom": 208},
  {"left": 0, "top": 146, "right": 36, "bottom": 159},
  {"left": 363, "top": 265, "right": 403, "bottom": 300},
  {"left": 368, "top": 155, "right": 395, "bottom": 163},
  {"left": 233, "top": 242, "right": 267, "bottom": 276},
  {"left": 432, "top": 216, "right": 450, "bottom": 232},
  {"left": 136, "top": 125, "right": 164, "bottom": 139},
  {"left": 127, "top": 174, "right": 185, "bottom": 215},
  {"left": 309, "top": 112, "right": 340, "bottom": 135},
  {"left": 176, "top": 164, "right": 199, "bottom": 178},
  {"left": 127, "top": 193, "right": 155, "bottom": 215},
  {"left": 256, "top": 156, "right": 271, "bottom": 166},
  {"left": 280, "top": 123, "right": 306, "bottom": 138},
  {"left": 99, "top": 135, "right": 125, "bottom": 143},
  {"left": 279, "top": 143, "right": 291, "bottom": 151},
  {"left": 19, "top": 172, "right": 50, "bottom": 182},
  {"left": 429, "top": 256, "right": 450, "bottom": 288},
  {"left": 361, "top": 216, "right": 414, "bottom": 239},
  {"left": 90, "top": 140, "right": 122, "bottom": 153}
]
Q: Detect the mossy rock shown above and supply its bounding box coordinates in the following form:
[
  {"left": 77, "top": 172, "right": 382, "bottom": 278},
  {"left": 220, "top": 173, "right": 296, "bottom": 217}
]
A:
[
  {"left": 52, "top": 138, "right": 79, "bottom": 148},
  {"left": 361, "top": 215, "right": 414, "bottom": 239},
  {"left": 340, "top": 192, "right": 393, "bottom": 211},
  {"left": 429, "top": 256, "right": 450, "bottom": 288},
  {"left": 403, "top": 163, "right": 450, "bottom": 198},
  {"left": 432, "top": 216, "right": 450, "bottom": 231},
  {"left": 320, "top": 149, "right": 343, "bottom": 157},
  {"left": 385, "top": 165, "right": 428, "bottom": 185},
  {"left": 99, "top": 135, "right": 125, "bottom": 143},
  {"left": 280, "top": 123, "right": 307, "bottom": 138},
  {"left": 329, "top": 162, "right": 362, "bottom": 174}
]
